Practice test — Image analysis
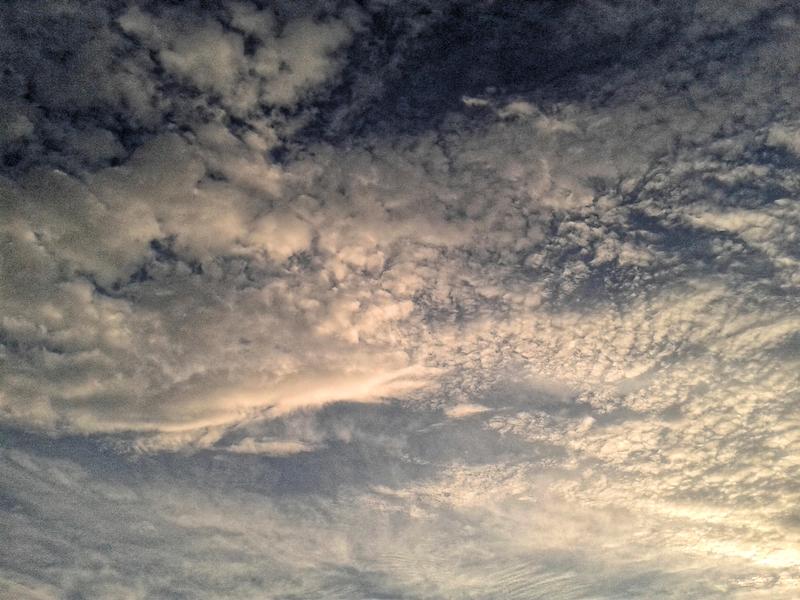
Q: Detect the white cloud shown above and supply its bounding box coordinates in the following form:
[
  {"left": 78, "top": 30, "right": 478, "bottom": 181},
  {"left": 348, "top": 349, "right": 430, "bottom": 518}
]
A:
[
  {"left": 117, "top": 3, "right": 357, "bottom": 113},
  {"left": 445, "top": 403, "right": 490, "bottom": 419},
  {"left": 3, "top": 2, "right": 800, "bottom": 597},
  {"left": 226, "top": 438, "right": 317, "bottom": 455}
]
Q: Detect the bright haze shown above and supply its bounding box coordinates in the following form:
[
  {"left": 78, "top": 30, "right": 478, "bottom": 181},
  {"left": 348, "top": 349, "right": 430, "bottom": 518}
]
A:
[{"left": 2, "top": 1, "right": 800, "bottom": 598}]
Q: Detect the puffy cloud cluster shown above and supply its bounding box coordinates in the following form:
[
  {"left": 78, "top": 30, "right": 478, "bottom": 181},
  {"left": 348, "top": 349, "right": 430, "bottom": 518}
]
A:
[
  {"left": 0, "top": 0, "right": 359, "bottom": 172},
  {"left": 2, "top": 0, "right": 800, "bottom": 597}
]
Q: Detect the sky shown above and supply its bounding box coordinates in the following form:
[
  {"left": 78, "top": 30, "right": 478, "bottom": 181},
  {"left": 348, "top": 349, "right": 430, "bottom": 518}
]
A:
[{"left": 1, "top": 1, "right": 800, "bottom": 598}]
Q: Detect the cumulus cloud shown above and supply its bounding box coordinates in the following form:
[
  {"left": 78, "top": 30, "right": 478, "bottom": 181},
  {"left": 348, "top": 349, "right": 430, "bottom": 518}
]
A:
[
  {"left": 0, "top": 0, "right": 359, "bottom": 173},
  {"left": 2, "top": 0, "right": 800, "bottom": 597}
]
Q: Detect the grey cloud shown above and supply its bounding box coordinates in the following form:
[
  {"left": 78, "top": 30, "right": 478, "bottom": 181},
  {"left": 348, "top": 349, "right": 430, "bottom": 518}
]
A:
[
  {"left": 2, "top": 1, "right": 800, "bottom": 598},
  {"left": 2, "top": 442, "right": 789, "bottom": 599},
  {"left": 0, "top": 0, "right": 360, "bottom": 174}
]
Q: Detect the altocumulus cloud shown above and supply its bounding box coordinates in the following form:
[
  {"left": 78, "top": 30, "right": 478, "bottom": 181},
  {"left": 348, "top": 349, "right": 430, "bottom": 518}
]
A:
[{"left": 1, "top": 1, "right": 800, "bottom": 598}]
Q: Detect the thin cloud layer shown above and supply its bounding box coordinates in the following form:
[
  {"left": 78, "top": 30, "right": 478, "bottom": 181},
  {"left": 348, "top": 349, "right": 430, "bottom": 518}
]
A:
[{"left": 1, "top": 1, "right": 800, "bottom": 598}]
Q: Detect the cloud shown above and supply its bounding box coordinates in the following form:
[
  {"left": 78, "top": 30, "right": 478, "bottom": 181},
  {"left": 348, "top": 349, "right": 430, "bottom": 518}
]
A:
[
  {"left": 0, "top": 0, "right": 359, "bottom": 174},
  {"left": 445, "top": 403, "right": 491, "bottom": 419},
  {"left": 226, "top": 438, "right": 317, "bottom": 455},
  {"left": 2, "top": 1, "right": 800, "bottom": 598},
  {"left": 4, "top": 444, "right": 798, "bottom": 599}
]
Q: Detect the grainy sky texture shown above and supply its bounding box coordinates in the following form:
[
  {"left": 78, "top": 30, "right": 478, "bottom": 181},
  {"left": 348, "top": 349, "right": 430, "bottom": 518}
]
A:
[{"left": 2, "top": 1, "right": 800, "bottom": 598}]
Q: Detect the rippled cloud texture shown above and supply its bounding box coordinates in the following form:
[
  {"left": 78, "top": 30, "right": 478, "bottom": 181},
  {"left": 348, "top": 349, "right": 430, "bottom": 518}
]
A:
[{"left": 2, "top": 1, "right": 800, "bottom": 598}]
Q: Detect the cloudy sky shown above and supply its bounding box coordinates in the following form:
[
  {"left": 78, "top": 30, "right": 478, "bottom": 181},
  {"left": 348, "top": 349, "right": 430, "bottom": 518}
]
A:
[{"left": 2, "top": 1, "right": 800, "bottom": 598}]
